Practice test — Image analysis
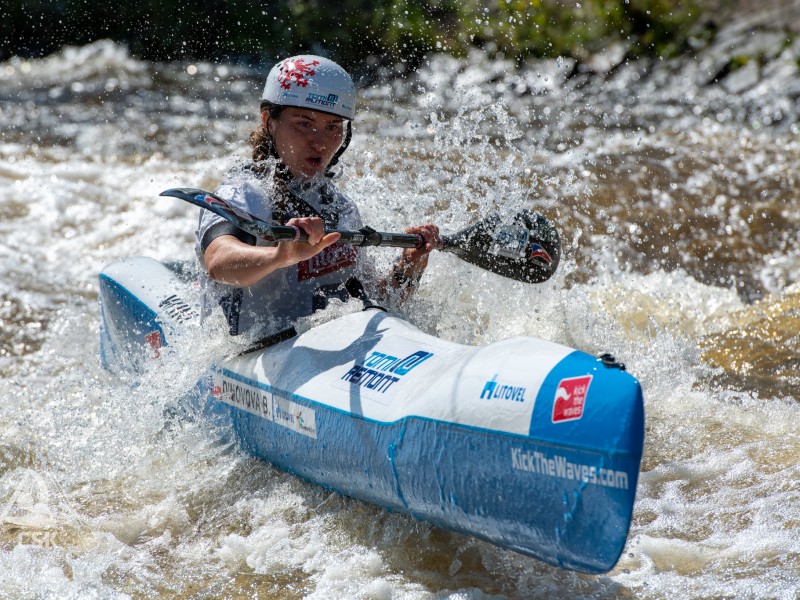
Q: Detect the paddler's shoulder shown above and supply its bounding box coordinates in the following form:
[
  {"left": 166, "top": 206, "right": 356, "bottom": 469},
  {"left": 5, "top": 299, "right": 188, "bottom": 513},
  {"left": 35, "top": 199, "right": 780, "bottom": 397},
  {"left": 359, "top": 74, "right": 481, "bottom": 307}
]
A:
[
  {"left": 213, "top": 164, "right": 275, "bottom": 212},
  {"left": 221, "top": 160, "right": 274, "bottom": 186}
]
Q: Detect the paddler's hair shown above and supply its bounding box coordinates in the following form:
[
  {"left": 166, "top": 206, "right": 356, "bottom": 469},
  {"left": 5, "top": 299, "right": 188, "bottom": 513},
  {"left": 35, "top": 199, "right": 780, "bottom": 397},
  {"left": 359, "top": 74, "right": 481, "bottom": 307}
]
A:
[{"left": 249, "top": 101, "right": 284, "bottom": 162}]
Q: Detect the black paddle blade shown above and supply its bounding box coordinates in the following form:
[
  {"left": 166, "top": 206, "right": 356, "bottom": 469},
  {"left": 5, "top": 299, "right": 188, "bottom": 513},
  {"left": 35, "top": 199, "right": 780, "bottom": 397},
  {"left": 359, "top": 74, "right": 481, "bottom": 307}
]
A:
[{"left": 441, "top": 210, "right": 560, "bottom": 284}]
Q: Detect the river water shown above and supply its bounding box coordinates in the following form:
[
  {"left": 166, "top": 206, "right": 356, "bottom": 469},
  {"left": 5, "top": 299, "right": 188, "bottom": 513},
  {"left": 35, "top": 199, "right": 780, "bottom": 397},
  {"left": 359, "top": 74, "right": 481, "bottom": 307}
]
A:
[{"left": 1, "top": 37, "right": 799, "bottom": 598}]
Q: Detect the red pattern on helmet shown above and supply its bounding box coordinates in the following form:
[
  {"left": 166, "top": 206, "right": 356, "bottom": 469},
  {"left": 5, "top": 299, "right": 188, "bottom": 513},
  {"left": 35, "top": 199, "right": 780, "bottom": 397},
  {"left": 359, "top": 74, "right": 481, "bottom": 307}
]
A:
[{"left": 278, "top": 58, "right": 321, "bottom": 91}]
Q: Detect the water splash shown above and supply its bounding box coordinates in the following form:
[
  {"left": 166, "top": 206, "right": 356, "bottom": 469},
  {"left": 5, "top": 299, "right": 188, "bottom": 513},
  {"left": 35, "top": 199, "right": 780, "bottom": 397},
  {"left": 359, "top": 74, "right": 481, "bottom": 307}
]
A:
[{"left": 1, "top": 39, "right": 799, "bottom": 598}]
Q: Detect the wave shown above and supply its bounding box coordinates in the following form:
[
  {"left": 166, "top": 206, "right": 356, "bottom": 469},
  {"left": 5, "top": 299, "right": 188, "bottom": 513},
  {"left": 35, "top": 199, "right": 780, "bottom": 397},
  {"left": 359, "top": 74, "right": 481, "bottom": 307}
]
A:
[{"left": 0, "top": 40, "right": 152, "bottom": 92}]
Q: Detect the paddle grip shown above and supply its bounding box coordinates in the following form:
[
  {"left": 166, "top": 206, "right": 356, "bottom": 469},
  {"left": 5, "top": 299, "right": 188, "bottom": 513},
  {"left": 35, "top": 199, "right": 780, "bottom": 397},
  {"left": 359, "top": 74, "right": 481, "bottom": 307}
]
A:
[{"left": 341, "top": 228, "right": 423, "bottom": 248}]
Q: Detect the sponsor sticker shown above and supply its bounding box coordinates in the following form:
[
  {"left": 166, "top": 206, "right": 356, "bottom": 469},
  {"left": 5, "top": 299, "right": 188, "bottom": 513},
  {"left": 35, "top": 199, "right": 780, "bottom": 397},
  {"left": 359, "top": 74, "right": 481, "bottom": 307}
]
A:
[
  {"left": 159, "top": 294, "right": 199, "bottom": 323},
  {"left": 273, "top": 396, "right": 317, "bottom": 439},
  {"left": 199, "top": 194, "right": 255, "bottom": 223},
  {"left": 552, "top": 374, "right": 592, "bottom": 423},
  {"left": 306, "top": 92, "right": 339, "bottom": 108},
  {"left": 511, "top": 448, "right": 629, "bottom": 490},
  {"left": 297, "top": 243, "right": 358, "bottom": 281},
  {"left": 334, "top": 339, "right": 435, "bottom": 405},
  {"left": 490, "top": 224, "right": 529, "bottom": 260},
  {"left": 528, "top": 243, "right": 554, "bottom": 266},
  {"left": 480, "top": 374, "right": 527, "bottom": 403}
]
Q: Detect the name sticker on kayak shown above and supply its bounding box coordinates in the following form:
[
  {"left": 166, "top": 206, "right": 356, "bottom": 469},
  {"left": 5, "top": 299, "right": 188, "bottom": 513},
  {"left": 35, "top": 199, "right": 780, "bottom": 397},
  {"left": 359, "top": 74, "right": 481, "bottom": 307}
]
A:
[
  {"left": 212, "top": 373, "right": 273, "bottom": 421},
  {"left": 212, "top": 373, "right": 317, "bottom": 439},
  {"left": 334, "top": 338, "right": 435, "bottom": 405}
]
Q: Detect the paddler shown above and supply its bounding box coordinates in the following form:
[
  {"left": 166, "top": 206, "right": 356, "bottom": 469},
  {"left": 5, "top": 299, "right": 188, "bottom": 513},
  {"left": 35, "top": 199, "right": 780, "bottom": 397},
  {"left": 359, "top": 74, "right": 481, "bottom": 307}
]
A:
[{"left": 195, "top": 55, "right": 439, "bottom": 339}]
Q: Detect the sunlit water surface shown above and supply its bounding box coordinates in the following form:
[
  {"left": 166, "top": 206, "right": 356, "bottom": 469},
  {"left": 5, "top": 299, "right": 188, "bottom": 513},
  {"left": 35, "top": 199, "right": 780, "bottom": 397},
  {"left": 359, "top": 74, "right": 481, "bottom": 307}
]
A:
[{"left": 1, "top": 40, "right": 799, "bottom": 598}]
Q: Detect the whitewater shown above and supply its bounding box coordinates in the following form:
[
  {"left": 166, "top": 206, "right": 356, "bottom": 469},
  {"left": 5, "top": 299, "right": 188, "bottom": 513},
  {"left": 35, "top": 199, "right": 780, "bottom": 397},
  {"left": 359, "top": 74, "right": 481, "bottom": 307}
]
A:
[{"left": 1, "top": 38, "right": 798, "bottom": 598}]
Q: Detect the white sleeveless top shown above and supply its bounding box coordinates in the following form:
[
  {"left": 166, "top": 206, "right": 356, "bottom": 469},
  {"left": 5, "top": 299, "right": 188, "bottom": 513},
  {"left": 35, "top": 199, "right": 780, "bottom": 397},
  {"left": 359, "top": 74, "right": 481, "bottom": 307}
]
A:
[{"left": 195, "top": 167, "right": 367, "bottom": 340}]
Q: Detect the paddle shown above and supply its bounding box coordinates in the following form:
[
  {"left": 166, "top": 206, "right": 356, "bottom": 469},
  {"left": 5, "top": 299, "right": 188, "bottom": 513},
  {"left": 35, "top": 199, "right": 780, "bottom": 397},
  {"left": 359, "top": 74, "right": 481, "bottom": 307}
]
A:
[{"left": 160, "top": 187, "right": 560, "bottom": 283}]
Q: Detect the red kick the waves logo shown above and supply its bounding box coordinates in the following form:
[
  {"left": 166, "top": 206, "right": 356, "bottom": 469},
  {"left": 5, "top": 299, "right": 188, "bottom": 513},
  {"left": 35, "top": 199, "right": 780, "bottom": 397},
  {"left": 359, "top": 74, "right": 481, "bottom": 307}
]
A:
[
  {"left": 552, "top": 375, "right": 592, "bottom": 423},
  {"left": 298, "top": 243, "right": 358, "bottom": 281}
]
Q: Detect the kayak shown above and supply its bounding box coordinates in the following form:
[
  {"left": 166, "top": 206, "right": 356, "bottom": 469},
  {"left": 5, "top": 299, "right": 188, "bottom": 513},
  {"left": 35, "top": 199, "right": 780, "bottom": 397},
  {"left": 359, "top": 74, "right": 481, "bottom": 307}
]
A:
[{"left": 98, "top": 256, "right": 644, "bottom": 574}]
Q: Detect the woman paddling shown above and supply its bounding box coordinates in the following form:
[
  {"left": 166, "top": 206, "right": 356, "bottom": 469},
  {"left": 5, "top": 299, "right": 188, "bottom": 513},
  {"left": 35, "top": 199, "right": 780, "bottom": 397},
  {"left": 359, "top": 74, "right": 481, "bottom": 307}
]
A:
[{"left": 195, "top": 55, "right": 439, "bottom": 339}]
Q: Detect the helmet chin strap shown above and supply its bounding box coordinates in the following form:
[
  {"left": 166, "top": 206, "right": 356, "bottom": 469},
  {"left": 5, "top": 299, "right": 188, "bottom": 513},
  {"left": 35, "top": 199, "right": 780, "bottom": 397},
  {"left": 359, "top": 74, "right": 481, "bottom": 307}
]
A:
[
  {"left": 266, "top": 130, "right": 280, "bottom": 160},
  {"left": 326, "top": 120, "right": 352, "bottom": 175},
  {"left": 263, "top": 103, "right": 282, "bottom": 160}
]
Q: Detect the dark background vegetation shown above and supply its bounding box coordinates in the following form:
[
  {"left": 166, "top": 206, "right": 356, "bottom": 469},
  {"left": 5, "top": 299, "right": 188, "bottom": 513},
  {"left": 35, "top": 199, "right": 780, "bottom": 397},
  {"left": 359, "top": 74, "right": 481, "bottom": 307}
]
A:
[{"left": 2, "top": 0, "right": 713, "bottom": 69}]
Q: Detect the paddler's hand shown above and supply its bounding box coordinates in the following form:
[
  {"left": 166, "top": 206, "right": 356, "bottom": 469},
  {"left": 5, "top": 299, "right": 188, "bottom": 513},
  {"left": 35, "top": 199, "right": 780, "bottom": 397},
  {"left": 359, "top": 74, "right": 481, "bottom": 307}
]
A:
[
  {"left": 277, "top": 216, "right": 341, "bottom": 267},
  {"left": 204, "top": 216, "right": 340, "bottom": 288},
  {"left": 392, "top": 223, "right": 440, "bottom": 287}
]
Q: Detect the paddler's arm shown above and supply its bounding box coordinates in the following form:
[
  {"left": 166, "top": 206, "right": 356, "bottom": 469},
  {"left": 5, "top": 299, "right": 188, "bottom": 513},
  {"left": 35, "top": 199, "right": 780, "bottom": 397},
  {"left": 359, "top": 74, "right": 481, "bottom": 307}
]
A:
[
  {"left": 203, "top": 216, "right": 340, "bottom": 287},
  {"left": 387, "top": 223, "right": 440, "bottom": 296}
]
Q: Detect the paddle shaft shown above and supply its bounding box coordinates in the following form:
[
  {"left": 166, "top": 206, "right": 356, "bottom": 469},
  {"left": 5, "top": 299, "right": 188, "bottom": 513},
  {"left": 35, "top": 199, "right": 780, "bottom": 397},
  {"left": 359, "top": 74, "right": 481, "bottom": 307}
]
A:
[
  {"left": 160, "top": 187, "right": 560, "bottom": 283},
  {"left": 268, "top": 223, "right": 425, "bottom": 249}
]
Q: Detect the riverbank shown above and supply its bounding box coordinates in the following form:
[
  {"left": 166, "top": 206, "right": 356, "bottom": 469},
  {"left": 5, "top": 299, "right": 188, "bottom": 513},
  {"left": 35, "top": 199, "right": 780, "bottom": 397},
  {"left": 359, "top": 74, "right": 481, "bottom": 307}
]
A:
[{"left": 2, "top": 0, "right": 798, "bottom": 68}]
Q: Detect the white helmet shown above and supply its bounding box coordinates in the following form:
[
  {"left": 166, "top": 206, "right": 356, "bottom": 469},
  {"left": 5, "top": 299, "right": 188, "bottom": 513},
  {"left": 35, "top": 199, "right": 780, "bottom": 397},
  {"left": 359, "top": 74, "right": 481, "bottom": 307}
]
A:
[{"left": 261, "top": 55, "right": 356, "bottom": 120}]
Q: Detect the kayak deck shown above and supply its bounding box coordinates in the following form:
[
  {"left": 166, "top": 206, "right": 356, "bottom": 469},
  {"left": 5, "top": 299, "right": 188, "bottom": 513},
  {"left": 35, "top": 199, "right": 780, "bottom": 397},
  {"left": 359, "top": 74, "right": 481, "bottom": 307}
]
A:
[{"left": 99, "top": 256, "right": 644, "bottom": 573}]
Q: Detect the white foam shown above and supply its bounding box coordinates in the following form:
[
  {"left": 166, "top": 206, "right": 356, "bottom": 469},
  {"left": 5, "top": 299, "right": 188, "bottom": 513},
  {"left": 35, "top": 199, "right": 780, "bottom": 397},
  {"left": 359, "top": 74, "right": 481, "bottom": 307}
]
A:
[{"left": 1, "top": 41, "right": 799, "bottom": 599}]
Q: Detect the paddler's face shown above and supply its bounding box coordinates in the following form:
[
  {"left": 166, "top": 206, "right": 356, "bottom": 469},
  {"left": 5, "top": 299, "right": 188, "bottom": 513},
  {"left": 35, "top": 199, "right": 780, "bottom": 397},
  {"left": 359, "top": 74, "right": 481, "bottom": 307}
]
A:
[{"left": 265, "top": 107, "right": 345, "bottom": 178}]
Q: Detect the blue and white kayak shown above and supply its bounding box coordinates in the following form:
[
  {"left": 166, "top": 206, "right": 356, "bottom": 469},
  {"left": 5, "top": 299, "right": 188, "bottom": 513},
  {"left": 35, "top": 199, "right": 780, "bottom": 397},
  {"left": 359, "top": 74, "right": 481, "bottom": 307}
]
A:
[{"left": 98, "top": 256, "right": 644, "bottom": 574}]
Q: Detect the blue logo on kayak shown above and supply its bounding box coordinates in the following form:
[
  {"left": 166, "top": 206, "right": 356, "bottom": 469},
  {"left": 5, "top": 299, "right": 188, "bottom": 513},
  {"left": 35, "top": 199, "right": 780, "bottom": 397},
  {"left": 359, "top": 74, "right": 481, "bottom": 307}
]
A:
[
  {"left": 481, "top": 374, "right": 527, "bottom": 402},
  {"left": 364, "top": 350, "right": 433, "bottom": 375},
  {"left": 341, "top": 350, "right": 433, "bottom": 394}
]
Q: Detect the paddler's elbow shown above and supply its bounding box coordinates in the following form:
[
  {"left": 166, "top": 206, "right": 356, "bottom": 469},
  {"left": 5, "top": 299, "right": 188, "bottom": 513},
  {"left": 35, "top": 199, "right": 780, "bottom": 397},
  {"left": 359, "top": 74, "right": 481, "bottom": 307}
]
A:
[
  {"left": 204, "top": 253, "right": 254, "bottom": 287},
  {"left": 203, "top": 238, "right": 266, "bottom": 287},
  {"left": 203, "top": 250, "right": 225, "bottom": 282},
  {"left": 206, "top": 266, "right": 257, "bottom": 288},
  {"left": 205, "top": 260, "right": 227, "bottom": 284}
]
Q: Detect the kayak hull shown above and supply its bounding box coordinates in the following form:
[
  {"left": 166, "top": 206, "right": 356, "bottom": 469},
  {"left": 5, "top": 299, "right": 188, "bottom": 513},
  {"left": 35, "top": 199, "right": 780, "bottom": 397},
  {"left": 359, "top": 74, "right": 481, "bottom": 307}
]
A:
[{"left": 99, "top": 257, "right": 644, "bottom": 574}]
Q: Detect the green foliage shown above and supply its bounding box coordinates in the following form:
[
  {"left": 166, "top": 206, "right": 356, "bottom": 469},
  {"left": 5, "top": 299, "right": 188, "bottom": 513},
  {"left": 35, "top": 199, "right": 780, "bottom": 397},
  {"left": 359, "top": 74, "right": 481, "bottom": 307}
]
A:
[
  {"left": 456, "top": 0, "right": 702, "bottom": 62},
  {"left": 0, "top": 0, "right": 704, "bottom": 67}
]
